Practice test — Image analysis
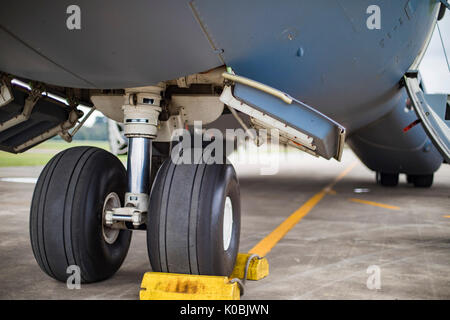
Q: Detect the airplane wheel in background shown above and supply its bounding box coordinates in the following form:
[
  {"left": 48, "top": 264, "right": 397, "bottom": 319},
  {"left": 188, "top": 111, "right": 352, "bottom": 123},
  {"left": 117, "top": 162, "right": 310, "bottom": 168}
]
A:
[
  {"left": 406, "top": 175, "right": 413, "bottom": 184},
  {"left": 376, "top": 172, "right": 399, "bottom": 187},
  {"left": 407, "top": 174, "right": 434, "bottom": 188},
  {"left": 30, "top": 147, "right": 132, "bottom": 283},
  {"left": 147, "top": 157, "right": 241, "bottom": 277}
]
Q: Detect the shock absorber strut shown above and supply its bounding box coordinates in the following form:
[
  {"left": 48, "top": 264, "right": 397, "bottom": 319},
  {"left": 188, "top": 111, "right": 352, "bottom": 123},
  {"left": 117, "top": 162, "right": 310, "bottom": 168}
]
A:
[{"left": 105, "top": 85, "right": 164, "bottom": 229}]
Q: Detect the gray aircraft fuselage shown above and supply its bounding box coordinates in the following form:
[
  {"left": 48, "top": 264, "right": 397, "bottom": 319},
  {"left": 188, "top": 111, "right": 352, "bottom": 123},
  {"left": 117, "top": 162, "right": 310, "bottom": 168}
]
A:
[{"left": 0, "top": 0, "right": 445, "bottom": 174}]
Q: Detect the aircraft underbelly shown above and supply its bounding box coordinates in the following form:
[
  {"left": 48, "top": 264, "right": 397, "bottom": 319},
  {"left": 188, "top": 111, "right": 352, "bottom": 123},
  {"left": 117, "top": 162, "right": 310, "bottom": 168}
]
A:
[
  {"left": 0, "top": 0, "right": 440, "bottom": 132},
  {"left": 0, "top": 1, "right": 223, "bottom": 88},
  {"left": 192, "top": 0, "right": 440, "bottom": 131}
]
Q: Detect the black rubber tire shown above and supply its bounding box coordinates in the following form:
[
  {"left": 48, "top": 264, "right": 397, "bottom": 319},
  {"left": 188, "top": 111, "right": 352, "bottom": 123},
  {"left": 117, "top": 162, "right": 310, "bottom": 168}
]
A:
[
  {"left": 406, "top": 175, "right": 413, "bottom": 184},
  {"left": 147, "top": 158, "right": 240, "bottom": 277},
  {"left": 409, "top": 174, "right": 434, "bottom": 188},
  {"left": 30, "top": 146, "right": 132, "bottom": 283},
  {"left": 377, "top": 172, "right": 399, "bottom": 187}
]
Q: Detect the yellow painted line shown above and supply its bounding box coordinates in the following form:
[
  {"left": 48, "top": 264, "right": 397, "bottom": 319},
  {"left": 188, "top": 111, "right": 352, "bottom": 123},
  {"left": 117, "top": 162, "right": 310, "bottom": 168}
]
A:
[
  {"left": 443, "top": 215, "right": 450, "bottom": 218},
  {"left": 248, "top": 161, "right": 358, "bottom": 257},
  {"left": 349, "top": 198, "right": 401, "bottom": 211}
]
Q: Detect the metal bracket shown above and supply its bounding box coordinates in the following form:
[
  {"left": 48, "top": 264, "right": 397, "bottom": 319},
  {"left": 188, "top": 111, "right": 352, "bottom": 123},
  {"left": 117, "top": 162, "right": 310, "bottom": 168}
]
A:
[
  {"left": 440, "top": 0, "right": 450, "bottom": 10},
  {"left": 0, "top": 80, "right": 14, "bottom": 107},
  {"left": 0, "top": 84, "right": 43, "bottom": 132},
  {"left": 60, "top": 107, "right": 96, "bottom": 142},
  {"left": 225, "top": 104, "right": 262, "bottom": 146}
]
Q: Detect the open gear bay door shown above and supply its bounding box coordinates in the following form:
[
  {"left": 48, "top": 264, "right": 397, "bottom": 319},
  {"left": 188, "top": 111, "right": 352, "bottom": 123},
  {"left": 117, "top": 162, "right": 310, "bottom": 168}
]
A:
[{"left": 404, "top": 72, "right": 450, "bottom": 164}]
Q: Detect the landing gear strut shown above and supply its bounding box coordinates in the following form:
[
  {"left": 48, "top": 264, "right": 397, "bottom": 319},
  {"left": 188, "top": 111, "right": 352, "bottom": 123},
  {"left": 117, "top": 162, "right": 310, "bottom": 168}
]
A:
[{"left": 105, "top": 86, "right": 163, "bottom": 229}]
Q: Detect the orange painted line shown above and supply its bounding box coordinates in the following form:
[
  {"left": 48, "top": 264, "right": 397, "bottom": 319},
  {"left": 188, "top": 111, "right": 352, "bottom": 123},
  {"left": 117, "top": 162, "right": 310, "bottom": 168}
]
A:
[
  {"left": 349, "top": 198, "right": 401, "bottom": 211},
  {"left": 248, "top": 161, "right": 358, "bottom": 257}
]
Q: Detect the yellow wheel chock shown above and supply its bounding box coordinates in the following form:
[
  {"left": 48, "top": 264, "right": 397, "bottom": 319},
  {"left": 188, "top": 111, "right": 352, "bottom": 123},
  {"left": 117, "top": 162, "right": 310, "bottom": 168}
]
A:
[
  {"left": 140, "top": 272, "right": 240, "bottom": 300},
  {"left": 140, "top": 253, "right": 269, "bottom": 300},
  {"left": 230, "top": 253, "right": 269, "bottom": 281}
]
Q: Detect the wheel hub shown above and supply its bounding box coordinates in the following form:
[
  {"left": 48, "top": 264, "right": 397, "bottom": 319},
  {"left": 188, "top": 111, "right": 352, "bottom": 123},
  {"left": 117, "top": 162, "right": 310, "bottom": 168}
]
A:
[
  {"left": 223, "top": 197, "right": 233, "bottom": 251},
  {"left": 102, "top": 192, "right": 121, "bottom": 244}
]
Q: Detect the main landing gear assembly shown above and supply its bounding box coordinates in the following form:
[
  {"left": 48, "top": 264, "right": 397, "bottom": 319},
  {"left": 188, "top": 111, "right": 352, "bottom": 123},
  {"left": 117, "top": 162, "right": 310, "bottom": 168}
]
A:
[
  {"left": 29, "top": 85, "right": 241, "bottom": 283},
  {"left": 375, "top": 172, "right": 434, "bottom": 188}
]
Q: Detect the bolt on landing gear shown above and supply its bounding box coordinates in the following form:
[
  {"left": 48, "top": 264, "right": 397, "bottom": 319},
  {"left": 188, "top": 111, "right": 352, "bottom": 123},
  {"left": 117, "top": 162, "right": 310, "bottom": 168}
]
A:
[{"left": 30, "top": 85, "right": 241, "bottom": 284}]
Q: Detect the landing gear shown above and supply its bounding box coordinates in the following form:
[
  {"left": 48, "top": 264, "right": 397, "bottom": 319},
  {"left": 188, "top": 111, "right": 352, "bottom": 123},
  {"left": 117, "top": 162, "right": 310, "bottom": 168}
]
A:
[
  {"left": 406, "top": 174, "right": 434, "bottom": 188},
  {"left": 30, "top": 146, "right": 131, "bottom": 283},
  {"left": 376, "top": 172, "right": 399, "bottom": 187},
  {"left": 147, "top": 158, "right": 241, "bottom": 276},
  {"left": 375, "top": 171, "right": 434, "bottom": 188},
  {"left": 30, "top": 84, "right": 242, "bottom": 284}
]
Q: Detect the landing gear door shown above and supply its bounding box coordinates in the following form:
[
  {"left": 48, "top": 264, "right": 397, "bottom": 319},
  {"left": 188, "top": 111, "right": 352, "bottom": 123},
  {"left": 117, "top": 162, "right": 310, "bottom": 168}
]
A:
[{"left": 404, "top": 73, "right": 450, "bottom": 163}]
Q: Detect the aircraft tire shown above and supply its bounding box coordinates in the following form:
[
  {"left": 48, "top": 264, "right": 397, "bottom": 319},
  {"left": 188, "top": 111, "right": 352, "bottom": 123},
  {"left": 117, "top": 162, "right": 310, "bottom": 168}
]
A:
[
  {"left": 30, "top": 146, "right": 131, "bottom": 283},
  {"left": 406, "top": 175, "right": 413, "bottom": 184},
  {"left": 376, "top": 172, "right": 399, "bottom": 187},
  {"left": 147, "top": 157, "right": 241, "bottom": 276},
  {"left": 408, "top": 174, "right": 434, "bottom": 188}
]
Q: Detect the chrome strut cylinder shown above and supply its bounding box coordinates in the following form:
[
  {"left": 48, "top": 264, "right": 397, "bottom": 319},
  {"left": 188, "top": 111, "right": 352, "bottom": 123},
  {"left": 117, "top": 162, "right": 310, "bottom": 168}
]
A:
[
  {"left": 123, "top": 85, "right": 163, "bottom": 209},
  {"left": 105, "top": 85, "right": 164, "bottom": 229},
  {"left": 127, "top": 137, "right": 151, "bottom": 201}
]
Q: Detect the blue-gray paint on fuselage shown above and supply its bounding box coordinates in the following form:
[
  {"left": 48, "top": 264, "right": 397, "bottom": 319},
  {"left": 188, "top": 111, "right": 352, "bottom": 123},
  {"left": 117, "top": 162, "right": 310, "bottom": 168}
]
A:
[
  {"left": 0, "top": 0, "right": 223, "bottom": 89},
  {"left": 347, "top": 87, "right": 443, "bottom": 174},
  {"left": 192, "top": 0, "right": 440, "bottom": 132}
]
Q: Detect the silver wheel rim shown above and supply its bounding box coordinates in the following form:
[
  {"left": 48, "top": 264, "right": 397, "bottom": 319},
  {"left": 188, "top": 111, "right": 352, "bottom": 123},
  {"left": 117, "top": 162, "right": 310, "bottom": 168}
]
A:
[
  {"left": 223, "top": 197, "right": 233, "bottom": 251},
  {"left": 102, "top": 192, "right": 121, "bottom": 244}
]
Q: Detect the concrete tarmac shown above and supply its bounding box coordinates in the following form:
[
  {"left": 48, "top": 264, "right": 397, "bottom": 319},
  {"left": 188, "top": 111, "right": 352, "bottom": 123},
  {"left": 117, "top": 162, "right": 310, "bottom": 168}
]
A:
[{"left": 0, "top": 150, "right": 449, "bottom": 299}]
